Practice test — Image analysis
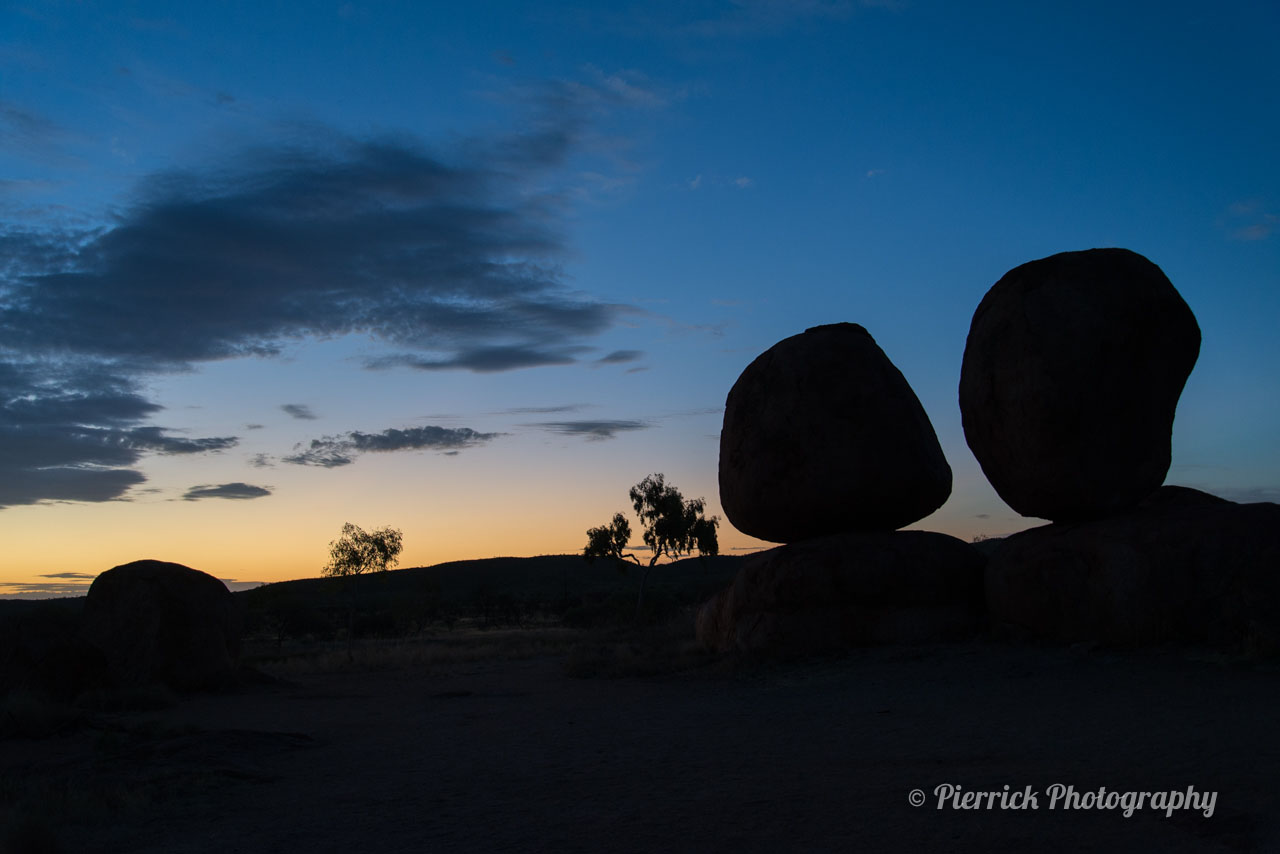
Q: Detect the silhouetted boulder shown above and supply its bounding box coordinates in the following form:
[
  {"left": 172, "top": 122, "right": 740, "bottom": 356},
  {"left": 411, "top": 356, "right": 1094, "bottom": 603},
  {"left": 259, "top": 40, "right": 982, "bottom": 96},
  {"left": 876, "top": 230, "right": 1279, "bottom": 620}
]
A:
[
  {"left": 696, "top": 531, "right": 986, "bottom": 655},
  {"left": 985, "top": 487, "right": 1280, "bottom": 651},
  {"left": 959, "top": 248, "right": 1200, "bottom": 523},
  {"left": 81, "top": 559, "right": 243, "bottom": 692},
  {"left": 719, "top": 323, "right": 952, "bottom": 542}
]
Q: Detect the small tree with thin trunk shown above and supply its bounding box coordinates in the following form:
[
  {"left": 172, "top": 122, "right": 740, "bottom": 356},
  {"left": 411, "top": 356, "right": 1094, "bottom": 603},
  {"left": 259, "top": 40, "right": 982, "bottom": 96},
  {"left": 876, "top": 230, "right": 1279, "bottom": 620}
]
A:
[
  {"left": 584, "top": 474, "right": 719, "bottom": 619},
  {"left": 323, "top": 523, "right": 403, "bottom": 649},
  {"left": 323, "top": 523, "right": 404, "bottom": 580}
]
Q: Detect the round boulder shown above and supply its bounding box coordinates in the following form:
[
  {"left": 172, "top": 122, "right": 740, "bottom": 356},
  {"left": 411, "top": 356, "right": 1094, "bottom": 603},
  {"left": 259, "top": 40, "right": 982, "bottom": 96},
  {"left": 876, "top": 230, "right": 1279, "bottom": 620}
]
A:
[
  {"left": 959, "top": 248, "right": 1201, "bottom": 522},
  {"left": 719, "top": 323, "right": 952, "bottom": 542},
  {"left": 81, "top": 559, "right": 243, "bottom": 691},
  {"left": 985, "top": 487, "right": 1280, "bottom": 652},
  {"left": 696, "top": 531, "right": 987, "bottom": 655}
]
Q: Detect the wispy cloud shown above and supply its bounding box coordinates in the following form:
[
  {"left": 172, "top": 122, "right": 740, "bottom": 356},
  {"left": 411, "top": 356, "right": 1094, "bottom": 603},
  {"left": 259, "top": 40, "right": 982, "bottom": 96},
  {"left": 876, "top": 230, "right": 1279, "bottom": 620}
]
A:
[
  {"left": 595, "top": 349, "right": 644, "bottom": 365},
  {"left": 491, "top": 404, "right": 585, "bottom": 415},
  {"left": 1224, "top": 200, "right": 1277, "bottom": 241},
  {"left": 523, "top": 419, "right": 651, "bottom": 441},
  {"left": 281, "top": 403, "right": 319, "bottom": 420},
  {"left": 283, "top": 425, "right": 502, "bottom": 467},
  {"left": 182, "top": 482, "right": 272, "bottom": 501}
]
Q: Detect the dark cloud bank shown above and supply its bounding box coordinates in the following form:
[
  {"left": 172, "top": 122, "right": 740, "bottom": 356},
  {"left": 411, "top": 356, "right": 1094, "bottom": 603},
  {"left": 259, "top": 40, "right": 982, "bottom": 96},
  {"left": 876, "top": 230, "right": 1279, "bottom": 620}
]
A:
[{"left": 0, "top": 85, "right": 636, "bottom": 508}]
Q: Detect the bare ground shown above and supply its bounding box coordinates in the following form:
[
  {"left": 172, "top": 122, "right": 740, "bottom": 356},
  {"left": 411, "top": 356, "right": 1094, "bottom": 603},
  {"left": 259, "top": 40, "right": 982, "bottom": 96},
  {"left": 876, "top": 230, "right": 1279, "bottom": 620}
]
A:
[{"left": 4, "top": 639, "right": 1279, "bottom": 853}]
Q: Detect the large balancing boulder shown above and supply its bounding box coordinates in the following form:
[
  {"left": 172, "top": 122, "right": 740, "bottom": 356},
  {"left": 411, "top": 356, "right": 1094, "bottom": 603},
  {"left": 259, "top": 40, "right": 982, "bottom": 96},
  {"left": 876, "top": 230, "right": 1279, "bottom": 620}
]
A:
[
  {"left": 985, "top": 487, "right": 1280, "bottom": 651},
  {"left": 696, "top": 531, "right": 986, "bottom": 655},
  {"left": 81, "top": 559, "right": 243, "bottom": 691},
  {"left": 719, "top": 323, "right": 952, "bottom": 542},
  {"left": 959, "top": 248, "right": 1201, "bottom": 522}
]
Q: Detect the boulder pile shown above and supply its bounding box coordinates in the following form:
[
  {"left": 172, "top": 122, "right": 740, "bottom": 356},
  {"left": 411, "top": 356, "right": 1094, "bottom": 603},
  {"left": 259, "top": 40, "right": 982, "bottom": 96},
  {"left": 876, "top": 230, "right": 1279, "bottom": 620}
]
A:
[
  {"left": 700, "top": 248, "right": 1279, "bottom": 656},
  {"left": 954, "top": 250, "right": 1278, "bottom": 650}
]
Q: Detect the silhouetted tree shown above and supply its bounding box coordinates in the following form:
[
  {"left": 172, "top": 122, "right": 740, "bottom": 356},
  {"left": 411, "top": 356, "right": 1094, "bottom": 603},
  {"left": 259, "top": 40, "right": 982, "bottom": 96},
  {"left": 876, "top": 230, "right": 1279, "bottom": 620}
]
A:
[
  {"left": 584, "top": 473, "right": 719, "bottom": 618},
  {"left": 323, "top": 523, "right": 403, "bottom": 651},
  {"left": 323, "top": 522, "right": 404, "bottom": 578}
]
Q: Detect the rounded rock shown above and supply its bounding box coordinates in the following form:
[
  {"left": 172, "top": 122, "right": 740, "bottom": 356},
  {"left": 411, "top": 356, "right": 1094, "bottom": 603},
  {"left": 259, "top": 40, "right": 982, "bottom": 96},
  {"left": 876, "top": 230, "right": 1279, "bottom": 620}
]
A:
[
  {"left": 81, "top": 559, "right": 243, "bottom": 691},
  {"left": 959, "top": 248, "right": 1200, "bottom": 522},
  {"left": 719, "top": 322, "right": 952, "bottom": 542}
]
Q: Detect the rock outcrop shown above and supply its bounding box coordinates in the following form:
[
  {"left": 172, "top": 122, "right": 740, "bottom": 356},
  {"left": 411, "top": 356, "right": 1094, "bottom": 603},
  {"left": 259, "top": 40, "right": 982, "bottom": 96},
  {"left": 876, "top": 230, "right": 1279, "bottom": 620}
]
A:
[
  {"left": 959, "top": 248, "right": 1201, "bottom": 522},
  {"left": 985, "top": 487, "right": 1280, "bottom": 652},
  {"left": 719, "top": 322, "right": 952, "bottom": 542},
  {"left": 696, "top": 531, "right": 985, "bottom": 655},
  {"left": 81, "top": 559, "right": 243, "bottom": 691}
]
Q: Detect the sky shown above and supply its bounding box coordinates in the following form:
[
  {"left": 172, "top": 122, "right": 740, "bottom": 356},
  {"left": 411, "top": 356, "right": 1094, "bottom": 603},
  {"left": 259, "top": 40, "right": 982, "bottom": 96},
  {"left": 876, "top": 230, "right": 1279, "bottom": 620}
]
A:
[{"left": 2, "top": 0, "right": 1277, "bottom": 597}]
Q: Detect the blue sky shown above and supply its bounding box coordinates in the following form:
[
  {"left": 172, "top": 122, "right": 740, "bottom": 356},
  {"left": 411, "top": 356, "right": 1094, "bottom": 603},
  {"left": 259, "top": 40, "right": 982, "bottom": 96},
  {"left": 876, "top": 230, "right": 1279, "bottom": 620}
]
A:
[{"left": 2, "top": 0, "right": 1277, "bottom": 595}]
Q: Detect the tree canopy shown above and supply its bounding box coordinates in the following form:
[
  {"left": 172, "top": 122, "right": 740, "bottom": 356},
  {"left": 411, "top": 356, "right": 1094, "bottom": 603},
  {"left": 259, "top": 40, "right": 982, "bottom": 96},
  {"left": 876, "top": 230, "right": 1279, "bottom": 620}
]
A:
[
  {"left": 323, "top": 522, "right": 404, "bottom": 578},
  {"left": 584, "top": 473, "right": 719, "bottom": 617}
]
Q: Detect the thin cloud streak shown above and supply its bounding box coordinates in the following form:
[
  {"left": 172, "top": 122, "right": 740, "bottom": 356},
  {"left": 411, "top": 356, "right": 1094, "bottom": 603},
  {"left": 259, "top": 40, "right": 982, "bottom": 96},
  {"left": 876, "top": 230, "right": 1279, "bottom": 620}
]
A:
[
  {"left": 524, "top": 419, "right": 651, "bottom": 440},
  {"left": 281, "top": 404, "right": 319, "bottom": 420}
]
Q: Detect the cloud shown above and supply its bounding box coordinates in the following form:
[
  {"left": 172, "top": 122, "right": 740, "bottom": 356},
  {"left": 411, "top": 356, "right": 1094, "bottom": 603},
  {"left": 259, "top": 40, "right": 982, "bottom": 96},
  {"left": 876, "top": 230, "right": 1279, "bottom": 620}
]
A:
[
  {"left": 124, "top": 427, "right": 238, "bottom": 454},
  {"left": 0, "top": 359, "right": 234, "bottom": 508},
  {"left": 368, "top": 345, "right": 591, "bottom": 373},
  {"left": 0, "top": 580, "right": 94, "bottom": 599},
  {"left": 40, "top": 572, "right": 97, "bottom": 579},
  {"left": 283, "top": 425, "right": 501, "bottom": 467},
  {"left": 0, "top": 100, "right": 67, "bottom": 156},
  {"left": 492, "top": 404, "right": 585, "bottom": 415},
  {"left": 182, "top": 482, "right": 272, "bottom": 501},
  {"left": 0, "top": 74, "right": 652, "bottom": 508},
  {"left": 524, "top": 419, "right": 651, "bottom": 440},
  {"left": 1, "top": 134, "right": 618, "bottom": 367},
  {"left": 281, "top": 403, "right": 318, "bottom": 420},
  {"left": 595, "top": 349, "right": 644, "bottom": 365},
  {"left": 733, "top": 176, "right": 754, "bottom": 189},
  {"left": 1224, "top": 200, "right": 1277, "bottom": 241}
]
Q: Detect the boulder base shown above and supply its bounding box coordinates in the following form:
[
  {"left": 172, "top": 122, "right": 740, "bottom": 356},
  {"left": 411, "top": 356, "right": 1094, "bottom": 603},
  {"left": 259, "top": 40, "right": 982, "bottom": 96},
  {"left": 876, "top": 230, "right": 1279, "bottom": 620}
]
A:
[
  {"left": 959, "top": 248, "right": 1200, "bottom": 522},
  {"left": 82, "top": 559, "right": 243, "bottom": 691},
  {"left": 696, "top": 531, "right": 986, "bottom": 655},
  {"left": 719, "top": 322, "right": 952, "bottom": 542},
  {"left": 985, "top": 487, "right": 1280, "bottom": 651}
]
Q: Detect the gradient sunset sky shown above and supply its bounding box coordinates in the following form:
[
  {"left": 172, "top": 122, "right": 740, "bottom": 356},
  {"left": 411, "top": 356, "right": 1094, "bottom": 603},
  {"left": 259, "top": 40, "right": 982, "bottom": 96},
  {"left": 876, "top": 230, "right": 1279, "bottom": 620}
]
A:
[{"left": 3, "top": 0, "right": 1277, "bottom": 596}]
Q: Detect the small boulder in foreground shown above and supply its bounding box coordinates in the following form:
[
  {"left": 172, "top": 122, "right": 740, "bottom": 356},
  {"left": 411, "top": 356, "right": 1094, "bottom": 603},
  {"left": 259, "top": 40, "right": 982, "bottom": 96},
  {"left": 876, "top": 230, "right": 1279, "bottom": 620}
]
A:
[{"left": 81, "top": 559, "right": 243, "bottom": 692}]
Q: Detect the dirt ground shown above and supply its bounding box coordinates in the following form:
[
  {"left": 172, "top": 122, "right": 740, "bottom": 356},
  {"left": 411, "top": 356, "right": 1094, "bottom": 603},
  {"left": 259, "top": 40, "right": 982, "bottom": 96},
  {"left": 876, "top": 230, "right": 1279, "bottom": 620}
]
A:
[{"left": 5, "top": 640, "right": 1279, "bottom": 853}]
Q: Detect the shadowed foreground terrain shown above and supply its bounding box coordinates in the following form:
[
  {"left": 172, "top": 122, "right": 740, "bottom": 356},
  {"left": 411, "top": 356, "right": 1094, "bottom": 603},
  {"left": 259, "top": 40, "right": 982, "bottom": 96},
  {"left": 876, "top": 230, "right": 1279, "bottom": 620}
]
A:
[{"left": 4, "top": 634, "right": 1278, "bottom": 853}]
